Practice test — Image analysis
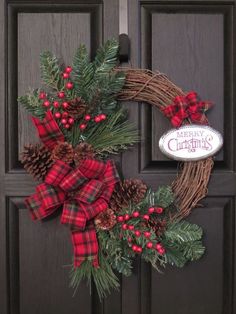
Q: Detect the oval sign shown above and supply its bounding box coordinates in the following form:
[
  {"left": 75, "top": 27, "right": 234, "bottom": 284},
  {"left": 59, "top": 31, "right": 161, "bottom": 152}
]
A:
[{"left": 159, "top": 125, "right": 223, "bottom": 161}]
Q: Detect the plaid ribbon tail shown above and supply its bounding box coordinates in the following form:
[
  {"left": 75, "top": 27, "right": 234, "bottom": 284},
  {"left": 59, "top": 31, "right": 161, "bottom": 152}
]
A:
[{"left": 32, "top": 110, "right": 65, "bottom": 150}]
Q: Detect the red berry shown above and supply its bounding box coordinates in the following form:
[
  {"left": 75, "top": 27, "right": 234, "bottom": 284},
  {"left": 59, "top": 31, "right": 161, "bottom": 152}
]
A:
[
  {"left": 61, "top": 118, "right": 67, "bottom": 124},
  {"left": 66, "top": 82, "right": 73, "bottom": 89},
  {"left": 136, "top": 246, "right": 143, "bottom": 253},
  {"left": 134, "top": 230, "right": 141, "bottom": 237},
  {"left": 143, "top": 214, "right": 150, "bottom": 220},
  {"left": 62, "top": 111, "right": 69, "bottom": 118},
  {"left": 79, "top": 123, "right": 87, "bottom": 130},
  {"left": 155, "top": 207, "right": 164, "bottom": 214},
  {"left": 94, "top": 116, "right": 101, "bottom": 123},
  {"left": 100, "top": 114, "right": 107, "bottom": 120},
  {"left": 53, "top": 101, "right": 60, "bottom": 108},
  {"left": 54, "top": 112, "right": 61, "bottom": 119},
  {"left": 84, "top": 114, "right": 91, "bottom": 121},
  {"left": 144, "top": 231, "right": 151, "bottom": 238},
  {"left": 128, "top": 225, "right": 134, "bottom": 231},
  {"left": 146, "top": 242, "right": 153, "bottom": 249},
  {"left": 62, "top": 102, "right": 69, "bottom": 109},
  {"left": 128, "top": 237, "right": 132, "bottom": 243},
  {"left": 132, "top": 211, "right": 140, "bottom": 218},
  {"left": 132, "top": 245, "right": 138, "bottom": 252},
  {"left": 124, "top": 214, "right": 130, "bottom": 221},
  {"left": 62, "top": 72, "right": 69, "bottom": 79},
  {"left": 43, "top": 100, "right": 50, "bottom": 107},
  {"left": 158, "top": 247, "right": 166, "bottom": 255},
  {"left": 58, "top": 91, "right": 65, "bottom": 98},
  {"left": 39, "top": 92, "right": 46, "bottom": 99},
  {"left": 117, "top": 216, "right": 124, "bottom": 222},
  {"left": 65, "top": 66, "right": 72, "bottom": 73},
  {"left": 64, "top": 123, "right": 70, "bottom": 129},
  {"left": 68, "top": 117, "right": 74, "bottom": 125},
  {"left": 156, "top": 243, "right": 162, "bottom": 251},
  {"left": 148, "top": 207, "right": 155, "bottom": 214},
  {"left": 122, "top": 223, "right": 128, "bottom": 230}
]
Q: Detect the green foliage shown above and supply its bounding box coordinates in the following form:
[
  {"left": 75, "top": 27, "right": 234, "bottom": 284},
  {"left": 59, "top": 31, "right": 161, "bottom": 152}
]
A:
[
  {"left": 17, "top": 89, "right": 46, "bottom": 119},
  {"left": 70, "top": 252, "right": 119, "bottom": 301},
  {"left": 85, "top": 109, "right": 139, "bottom": 156},
  {"left": 154, "top": 186, "right": 175, "bottom": 208},
  {"left": 162, "top": 220, "right": 205, "bottom": 267},
  {"left": 40, "top": 51, "right": 63, "bottom": 91}
]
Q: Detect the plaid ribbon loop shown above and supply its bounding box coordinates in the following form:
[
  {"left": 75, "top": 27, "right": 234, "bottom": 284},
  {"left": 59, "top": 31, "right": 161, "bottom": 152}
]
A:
[
  {"left": 25, "top": 158, "right": 119, "bottom": 267},
  {"left": 161, "top": 91, "right": 213, "bottom": 128}
]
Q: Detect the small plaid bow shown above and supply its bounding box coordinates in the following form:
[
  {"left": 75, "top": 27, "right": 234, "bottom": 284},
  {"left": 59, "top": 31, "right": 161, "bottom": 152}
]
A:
[
  {"left": 25, "top": 158, "right": 119, "bottom": 267},
  {"left": 161, "top": 92, "right": 213, "bottom": 128}
]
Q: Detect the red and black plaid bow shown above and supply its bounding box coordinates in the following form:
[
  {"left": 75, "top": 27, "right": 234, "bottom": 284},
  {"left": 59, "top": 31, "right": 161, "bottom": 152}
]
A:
[
  {"left": 26, "top": 111, "right": 119, "bottom": 267},
  {"left": 161, "top": 92, "right": 213, "bottom": 128}
]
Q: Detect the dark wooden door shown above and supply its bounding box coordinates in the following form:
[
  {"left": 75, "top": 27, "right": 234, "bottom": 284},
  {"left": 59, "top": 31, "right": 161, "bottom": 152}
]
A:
[{"left": 1, "top": 0, "right": 236, "bottom": 314}]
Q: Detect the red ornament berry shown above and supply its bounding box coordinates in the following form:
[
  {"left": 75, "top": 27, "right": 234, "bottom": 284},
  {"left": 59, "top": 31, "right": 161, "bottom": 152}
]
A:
[
  {"left": 100, "top": 114, "right": 107, "bottom": 120},
  {"left": 62, "top": 111, "right": 69, "bottom": 118},
  {"left": 146, "top": 242, "right": 153, "bottom": 249},
  {"left": 39, "top": 92, "right": 46, "bottom": 99},
  {"left": 62, "top": 102, "right": 69, "bottom": 109},
  {"left": 128, "top": 237, "right": 132, "bottom": 243},
  {"left": 79, "top": 123, "right": 87, "bottom": 130},
  {"left": 64, "top": 123, "right": 70, "bottom": 129},
  {"left": 61, "top": 118, "right": 67, "bottom": 125},
  {"left": 58, "top": 91, "right": 65, "bottom": 98},
  {"left": 132, "top": 245, "right": 138, "bottom": 252},
  {"left": 68, "top": 117, "right": 74, "bottom": 125},
  {"left": 53, "top": 101, "right": 60, "bottom": 108},
  {"left": 62, "top": 72, "right": 69, "bottom": 79},
  {"left": 143, "top": 214, "right": 150, "bottom": 220},
  {"left": 158, "top": 247, "right": 166, "bottom": 255},
  {"left": 66, "top": 82, "right": 73, "bottom": 89},
  {"left": 128, "top": 225, "right": 134, "bottom": 231},
  {"left": 117, "top": 216, "right": 124, "bottom": 222},
  {"left": 94, "top": 116, "right": 101, "bottom": 123},
  {"left": 65, "top": 66, "right": 72, "bottom": 73},
  {"left": 132, "top": 211, "right": 140, "bottom": 218},
  {"left": 124, "top": 214, "right": 130, "bottom": 221},
  {"left": 155, "top": 207, "right": 164, "bottom": 214},
  {"left": 43, "top": 100, "right": 50, "bottom": 107},
  {"left": 54, "top": 112, "right": 61, "bottom": 119},
  {"left": 156, "top": 243, "right": 162, "bottom": 251},
  {"left": 148, "top": 207, "right": 155, "bottom": 214},
  {"left": 134, "top": 230, "right": 141, "bottom": 237},
  {"left": 136, "top": 246, "right": 143, "bottom": 253},
  {"left": 84, "top": 114, "right": 91, "bottom": 121},
  {"left": 144, "top": 231, "right": 151, "bottom": 238},
  {"left": 122, "top": 223, "right": 128, "bottom": 230}
]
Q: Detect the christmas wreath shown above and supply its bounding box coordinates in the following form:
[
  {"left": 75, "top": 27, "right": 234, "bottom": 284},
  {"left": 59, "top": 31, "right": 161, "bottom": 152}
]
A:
[{"left": 18, "top": 39, "right": 218, "bottom": 299}]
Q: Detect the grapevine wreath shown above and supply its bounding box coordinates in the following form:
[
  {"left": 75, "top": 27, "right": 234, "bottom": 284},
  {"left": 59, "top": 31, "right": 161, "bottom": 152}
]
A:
[{"left": 18, "top": 39, "right": 218, "bottom": 299}]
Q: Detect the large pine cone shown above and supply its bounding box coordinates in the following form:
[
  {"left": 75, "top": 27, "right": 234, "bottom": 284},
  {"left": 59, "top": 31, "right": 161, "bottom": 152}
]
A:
[
  {"left": 67, "top": 97, "right": 87, "bottom": 119},
  {"left": 51, "top": 141, "right": 74, "bottom": 164},
  {"left": 110, "top": 179, "right": 147, "bottom": 211},
  {"left": 74, "top": 143, "right": 95, "bottom": 165},
  {"left": 20, "top": 144, "right": 53, "bottom": 181},
  {"left": 95, "top": 208, "right": 117, "bottom": 230}
]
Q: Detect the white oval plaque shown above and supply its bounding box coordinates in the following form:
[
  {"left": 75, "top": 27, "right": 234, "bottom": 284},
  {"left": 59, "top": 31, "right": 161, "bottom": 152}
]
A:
[{"left": 159, "top": 125, "right": 223, "bottom": 161}]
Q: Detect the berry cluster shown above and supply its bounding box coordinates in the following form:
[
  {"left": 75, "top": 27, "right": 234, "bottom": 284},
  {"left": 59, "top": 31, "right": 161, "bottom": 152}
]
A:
[
  {"left": 117, "top": 206, "right": 165, "bottom": 255},
  {"left": 38, "top": 65, "right": 107, "bottom": 130}
]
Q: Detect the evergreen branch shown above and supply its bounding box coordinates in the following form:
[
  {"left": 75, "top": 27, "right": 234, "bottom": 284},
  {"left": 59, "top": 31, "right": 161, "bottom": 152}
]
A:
[
  {"left": 17, "top": 89, "right": 46, "bottom": 119},
  {"left": 70, "top": 252, "right": 119, "bottom": 300},
  {"left": 154, "top": 186, "right": 175, "bottom": 208},
  {"left": 40, "top": 51, "right": 63, "bottom": 91}
]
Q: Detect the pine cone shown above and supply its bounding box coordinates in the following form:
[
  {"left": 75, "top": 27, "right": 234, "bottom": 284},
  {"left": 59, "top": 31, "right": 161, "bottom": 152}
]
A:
[
  {"left": 20, "top": 144, "right": 53, "bottom": 181},
  {"left": 74, "top": 143, "right": 95, "bottom": 165},
  {"left": 95, "top": 208, "right": 117, "bottom": 230},
  {"left": 67, "top": 97, "right": 87, "bottom": 119},
  {"left": 147, "top": 218, "right": 167, "bottom": 237},
  {"left": 110, "top": 179, "right": 147, "bottom": 211},
  {"left": 51, "top": 141, "right": 74, "bottom": 164}
]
